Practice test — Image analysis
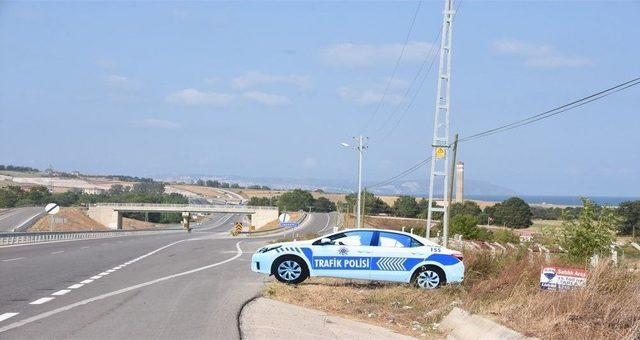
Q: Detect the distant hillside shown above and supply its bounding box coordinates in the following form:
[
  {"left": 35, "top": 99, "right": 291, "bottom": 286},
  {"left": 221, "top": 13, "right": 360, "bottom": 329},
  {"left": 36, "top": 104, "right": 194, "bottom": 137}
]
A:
[{"left": 154, "top": 174, "right": 516, "bottom": 198}]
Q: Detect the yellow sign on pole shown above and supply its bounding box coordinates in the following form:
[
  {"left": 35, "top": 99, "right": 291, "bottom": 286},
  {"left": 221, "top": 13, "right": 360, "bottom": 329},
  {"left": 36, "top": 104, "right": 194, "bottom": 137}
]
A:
[
  {"left": 234, "top": 222, "right": 243, "bottom": 235},
  {"left": 435, "top": 147, "right": 446, "bottom": 159}
]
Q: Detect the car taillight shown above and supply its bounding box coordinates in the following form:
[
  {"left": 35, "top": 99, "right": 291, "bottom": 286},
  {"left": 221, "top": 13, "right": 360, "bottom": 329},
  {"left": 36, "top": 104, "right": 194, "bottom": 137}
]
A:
[{"left": 453, "top": 253, "right": 464, "bottom": 261}]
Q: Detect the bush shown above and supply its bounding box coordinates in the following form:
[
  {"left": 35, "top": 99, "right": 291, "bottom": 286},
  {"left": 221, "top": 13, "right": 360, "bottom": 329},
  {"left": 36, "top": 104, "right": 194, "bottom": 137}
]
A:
[{"left": 493, "top": 229, "right": 520, "bottom": 244}]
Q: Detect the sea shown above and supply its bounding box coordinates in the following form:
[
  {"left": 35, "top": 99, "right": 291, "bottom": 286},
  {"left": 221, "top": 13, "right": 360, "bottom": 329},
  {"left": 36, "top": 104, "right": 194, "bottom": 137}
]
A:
[{"left": 465, "top": 195, "right": 639, "bottom": 207}]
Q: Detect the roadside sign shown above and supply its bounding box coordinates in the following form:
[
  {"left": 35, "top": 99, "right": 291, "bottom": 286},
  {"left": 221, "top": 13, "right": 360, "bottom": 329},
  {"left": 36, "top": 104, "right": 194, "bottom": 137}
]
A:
[
  {"left": 540, "top": 266, "right": 587, "bottom": 291},
  {"left": 435, "top": 147, "right": 446, "bottom": 159},
  {"left": 278, "top": 213, "right": 291, "bottom": 223},
  {"left": 45, "top": 203, "right": 60, "bottom": 215},
  {"left": 280, "top": 222, "right": 299, "bottom": 228},
  {"left": 234, "top": 222, "right": 243, "bottom": 234}
]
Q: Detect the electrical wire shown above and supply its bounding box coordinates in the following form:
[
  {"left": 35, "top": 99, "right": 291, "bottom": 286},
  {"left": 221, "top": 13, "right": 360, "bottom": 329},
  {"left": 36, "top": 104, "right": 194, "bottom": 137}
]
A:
[{"left": 361, "top": 0, "right": 423, "bottom": 134}]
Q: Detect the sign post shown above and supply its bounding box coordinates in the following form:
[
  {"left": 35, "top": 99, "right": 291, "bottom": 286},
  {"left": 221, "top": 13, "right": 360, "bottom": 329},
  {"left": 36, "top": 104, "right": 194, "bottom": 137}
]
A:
[
  {"left": 45, "top": 203, "right": 60, "bottom": 232},
  {"left": 540, "top": 266, "right": 587, "bottom": 291}
]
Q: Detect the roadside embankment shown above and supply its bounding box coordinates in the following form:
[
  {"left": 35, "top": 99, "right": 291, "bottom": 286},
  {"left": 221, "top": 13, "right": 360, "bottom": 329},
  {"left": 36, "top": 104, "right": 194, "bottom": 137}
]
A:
[{"left": 263, "top": 251, "right": 640, "bottom": 339}]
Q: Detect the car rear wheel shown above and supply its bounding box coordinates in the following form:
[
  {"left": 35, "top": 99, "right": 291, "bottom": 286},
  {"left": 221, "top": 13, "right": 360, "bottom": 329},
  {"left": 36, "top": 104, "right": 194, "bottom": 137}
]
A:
[
  {"left": 413, "top": 266, "right": 446, "bottom": 289},
  {"left": 272, "top": 256, "right": 308, "bottom": 284}
]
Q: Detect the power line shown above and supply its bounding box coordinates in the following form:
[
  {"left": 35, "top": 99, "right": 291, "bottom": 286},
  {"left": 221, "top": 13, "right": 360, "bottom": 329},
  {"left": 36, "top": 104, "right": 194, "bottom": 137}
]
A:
[
  {"left": 367, "top": 76, "right": 640, "bottom": 190},
  {"left": 368, "top": 157, "right": 432, "bottom": 189},
  {"left": 375, "top": 0, "right": 464, "bottom": 142},
  {"left": 361, "top": 0, "right": 423, "bottom": 133},
  {"left": 459, "top": 77, "right": 640, "bottom": 143}
]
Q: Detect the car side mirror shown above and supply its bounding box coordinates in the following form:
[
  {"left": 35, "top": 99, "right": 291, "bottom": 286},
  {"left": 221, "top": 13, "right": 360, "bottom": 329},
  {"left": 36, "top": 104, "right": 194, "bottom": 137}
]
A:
[{"left": 320, "top": 238, "right": 332, "bottom": 245}]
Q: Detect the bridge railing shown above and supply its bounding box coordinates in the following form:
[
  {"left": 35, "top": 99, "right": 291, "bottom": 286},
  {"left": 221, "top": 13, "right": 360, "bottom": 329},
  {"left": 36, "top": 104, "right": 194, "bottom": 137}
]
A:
[
  {"left": 0, "top": 229, "right": 183, "bottom": 247},
  {"left": 92, "top": 203, "right": 278, "bottom": 211}
]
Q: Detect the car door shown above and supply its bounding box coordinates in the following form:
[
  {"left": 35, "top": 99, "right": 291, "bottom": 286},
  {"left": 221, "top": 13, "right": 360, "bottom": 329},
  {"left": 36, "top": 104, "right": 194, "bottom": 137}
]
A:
[
  {"left": 369, "top": 231, "right": 426, "bottom": 282},
  {"left": 309, "top": 230, "right": 375, "bottom": 280}
]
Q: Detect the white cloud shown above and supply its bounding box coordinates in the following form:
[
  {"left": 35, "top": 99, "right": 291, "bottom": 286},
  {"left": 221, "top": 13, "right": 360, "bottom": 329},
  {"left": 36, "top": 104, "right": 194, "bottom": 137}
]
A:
[
  {"left": 166, "top": 89, "right": 235, "bottom": 106},
  {"left": 136, "top": 118, "right": 181, "bottom": 129},
  {"left": 492, "top": 39, "right": 594, "bottom": 68},
  {"left": 320, "top": 42, "right": 434, "bottom": 67},
  {"left": 242, "top": 91, "right": 291, "bottom": 106},
  {"left": 101, "top": 74, "right": 142, "bottom": 92},
  {"left": 232, "top": 71, "right": 311, "bottom": 89},
  {"left": 337, "top": 77, "right": 407, "bottom": 106},
  {"left": 303, "top": 157, "right": 317, "bottom": 168}
]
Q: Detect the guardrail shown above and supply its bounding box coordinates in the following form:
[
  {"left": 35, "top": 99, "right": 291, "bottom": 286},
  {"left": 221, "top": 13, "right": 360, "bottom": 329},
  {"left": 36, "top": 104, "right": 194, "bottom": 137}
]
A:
[
  {"left": 93, "top": 203, "right": 278, "bottom": 211},
  {"left": 0, "top": 229, "right": 182, "bottom": 247}
]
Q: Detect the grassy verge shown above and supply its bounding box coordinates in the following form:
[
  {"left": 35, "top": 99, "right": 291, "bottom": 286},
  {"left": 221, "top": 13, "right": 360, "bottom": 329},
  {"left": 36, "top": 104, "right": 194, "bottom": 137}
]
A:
[{"left": 265, "top": 251, "right": 640, "bottom": 339}]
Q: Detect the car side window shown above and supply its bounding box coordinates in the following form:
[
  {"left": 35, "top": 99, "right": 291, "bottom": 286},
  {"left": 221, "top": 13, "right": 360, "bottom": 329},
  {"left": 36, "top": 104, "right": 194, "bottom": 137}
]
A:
[
  {"left": 377, "top": 232, "right": 422, "bottom": 248},
  {"left": 328, "top": 231, "right": 375, "bottom": 246}
]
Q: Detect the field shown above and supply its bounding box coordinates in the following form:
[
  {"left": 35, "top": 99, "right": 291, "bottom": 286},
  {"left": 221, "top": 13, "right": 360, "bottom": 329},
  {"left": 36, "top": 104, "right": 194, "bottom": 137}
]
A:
[{"left": 266, "top": 251, "right": 640, "bottom": 339}]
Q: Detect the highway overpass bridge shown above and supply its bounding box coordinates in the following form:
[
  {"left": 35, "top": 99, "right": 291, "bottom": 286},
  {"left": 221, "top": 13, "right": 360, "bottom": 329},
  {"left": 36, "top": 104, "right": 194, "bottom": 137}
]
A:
[{"left": 88, "top": 203, "right": 278, "bottom": 230}]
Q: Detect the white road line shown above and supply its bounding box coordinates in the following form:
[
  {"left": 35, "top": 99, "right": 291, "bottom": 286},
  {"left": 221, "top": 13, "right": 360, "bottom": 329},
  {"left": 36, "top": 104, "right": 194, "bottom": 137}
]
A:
[
  {"left": 90, "top": 276, "right": 102, "bottom": 280},
  {"left": 80, "top": 279, "right": 94, "bottom": 284},
  {"left": 2, "top": 257, "right": 25, "bottom": 262},
  {"left": 319, "top": 213, "right": 332, "bottom": 232},
  {"left": 67, "top": 284, "right": 83, "bottom": 289},
  {"left": 106, "top": 269, "right": 115, "bottom": 273},
  {"left": 52, "top": 290, "right": 70, "bottom": 296},
  {"left": 98, "top": 272, "right": 109, "bottom": 276},
  {"left": 50, "top": 251, "right": 64, "bottom": 255},
  {"left": 0, "top": 313, "right": 19, "bottom": 323},
  {"left": 0, "top": 241, "right": 243, "bottom": 334},
  {"left": 29, "top": 297, "right": 54, "bottom": 305}
]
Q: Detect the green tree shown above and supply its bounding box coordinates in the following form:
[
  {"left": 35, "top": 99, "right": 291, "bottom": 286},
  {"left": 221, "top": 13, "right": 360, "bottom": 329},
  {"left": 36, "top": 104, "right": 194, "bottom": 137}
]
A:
[
  {"left": 0, "top": 186, "right": 21, "bottom": 208},
  {"left": 493, "top": 229, "right": 519, "bottom": 244},
  {"left": 449, "top": 214, "right": 492, "bottom": 241},
  {"left": 131, "top": 181, "right": 165, "bottom": 195},
  {"left": 393, "top": 196, "right": 420, "bottom": 218},
  {"left": 277, "top": 189, "right": 314, "bottom": 211},
  {"left": 25, "top": 186, "right": 51, "bottom": 205},
  {"left": 108, "top": 184, "right": 125, "bottom": 196},
  {"left": 560, "top": 198, "right": 620, "bottom": 262},
  {"left": 313, "top": 197, "right": 336, "bottom": 212},
  {"left": 618, "top": 200, "right": 640, "bottom": 237},
  {"left": 450, "top": 201, "right": 482, "bottom": 219},
  {"left": 344, "top": 191, "right": 383, "bottom": 215},
  {"left": 497, "top": 197, "right": 532, "bottom": 228}
]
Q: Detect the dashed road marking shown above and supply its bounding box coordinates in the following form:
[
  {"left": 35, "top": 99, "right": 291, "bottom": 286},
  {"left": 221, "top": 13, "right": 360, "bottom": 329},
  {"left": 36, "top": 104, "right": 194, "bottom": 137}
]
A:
[
  {"left": 50, "top": 251, "right": 64, "bottom": 255},
  {"left": 68, "top": 284, "right": 83, "bottom": 289},
  {"left": 80, "top": 279, "right": 93, "bottom": 284},
  {"left": 0, "top": 313, "right": 18, "bottom": 323},
  {"left": 98, "top": 272, "right": 109, "bottom": 276},
  {"left": 90, "top": 275, "right": 102, "bottom": 280},
  {"left": 52, "top": 290, "right": 70, "bottom": 296},
  {"left": 2, "top": 257, "right": 25, "bottom": 262},
  {"left": 30, "top": 297, "right": 54, "bottom": 305},
  {"left": 0, "top": 241, "right": 241, "bottom": 334}
]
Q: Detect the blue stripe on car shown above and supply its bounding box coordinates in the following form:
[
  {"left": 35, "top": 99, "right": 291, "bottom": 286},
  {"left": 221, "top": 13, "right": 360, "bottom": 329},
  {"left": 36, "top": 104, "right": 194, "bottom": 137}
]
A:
[{"left": 426, "top": 253, "right": 460, "bottom": 266}]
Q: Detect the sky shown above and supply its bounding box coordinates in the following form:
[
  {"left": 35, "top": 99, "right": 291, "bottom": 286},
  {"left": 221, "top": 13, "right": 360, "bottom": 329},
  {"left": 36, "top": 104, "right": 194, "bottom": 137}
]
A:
[{"left": 0, "top": 1, "right": 639, "bottom": 197}]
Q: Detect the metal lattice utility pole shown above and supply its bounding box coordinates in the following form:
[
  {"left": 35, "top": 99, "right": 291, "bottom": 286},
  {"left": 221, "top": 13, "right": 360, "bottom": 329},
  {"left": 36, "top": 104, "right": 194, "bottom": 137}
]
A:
[{"left": 426, "top": 0, "right": 456, "bottom": 240}]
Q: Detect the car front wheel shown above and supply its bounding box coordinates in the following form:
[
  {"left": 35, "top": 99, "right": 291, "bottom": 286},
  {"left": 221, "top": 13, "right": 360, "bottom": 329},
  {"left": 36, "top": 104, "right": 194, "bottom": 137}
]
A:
[
  {"left": 413, "top": 266, "right": 446, "bottom": 289},
  {"left": 272, "top": 256, "right": 308, "bottom": 284}
]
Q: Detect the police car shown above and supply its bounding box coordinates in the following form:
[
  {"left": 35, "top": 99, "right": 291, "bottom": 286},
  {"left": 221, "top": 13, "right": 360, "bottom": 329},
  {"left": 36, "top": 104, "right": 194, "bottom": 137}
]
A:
[{"left": 251, "top": 228, "right": 464, "bottom": 289}]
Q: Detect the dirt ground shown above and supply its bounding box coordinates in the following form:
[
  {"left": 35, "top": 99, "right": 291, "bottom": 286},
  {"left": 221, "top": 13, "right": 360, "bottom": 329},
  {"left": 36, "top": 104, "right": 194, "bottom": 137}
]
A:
[{"left": 29, "top": 207, "right": 155, "bottom": 232}]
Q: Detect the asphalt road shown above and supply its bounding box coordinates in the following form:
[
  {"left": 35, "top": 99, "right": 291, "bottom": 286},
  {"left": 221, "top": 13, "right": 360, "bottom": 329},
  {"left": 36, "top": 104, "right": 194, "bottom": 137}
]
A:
[
  {"left": 0, "top": 207, "right": 45, "bottom": 232},
  {"left": 0, "top": 212, "right": 338, "bottom": 339}
]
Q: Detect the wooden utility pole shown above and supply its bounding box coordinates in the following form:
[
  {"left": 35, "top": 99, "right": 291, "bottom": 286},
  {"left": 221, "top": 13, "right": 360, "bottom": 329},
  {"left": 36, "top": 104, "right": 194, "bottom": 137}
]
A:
[{"left": 444, "top": 133, "right": 459, "bottom": 247}]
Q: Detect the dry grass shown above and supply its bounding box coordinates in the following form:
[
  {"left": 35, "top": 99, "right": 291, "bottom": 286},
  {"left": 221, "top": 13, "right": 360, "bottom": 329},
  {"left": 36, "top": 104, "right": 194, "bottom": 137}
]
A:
[
  {"left": 265, "top": 250, "right": 640, "bottom": 339},
  {"left": 30, "top": 207, "right": 109, "bottom": 231},
  {"left": 364, "top": 215, "right": 427, "bottom": 231}
]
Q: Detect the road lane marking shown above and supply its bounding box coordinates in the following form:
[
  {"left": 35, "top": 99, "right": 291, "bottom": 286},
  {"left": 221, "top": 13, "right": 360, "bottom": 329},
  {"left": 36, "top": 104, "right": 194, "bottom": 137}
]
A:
[
  {"left": 68, "top": 284, "right": 83, "bottom": 289},
  {"left": 98, "top": 272, "right": 109, "bottom": 276},
  {"left": 50, "top": 251, "right": 64, "bottom": 255},
  {"left": 52, "top": 290, "right": 70, "bottom": 296},
  {"left": 319, "top": 213, "right": 332, "bottom": 232},
  {"left": 90, "top": 276, "right": 102, "bottom": 280},
  {"left": 80, "top": 279, "right": 94, "bottom": 284},
  {"left": 2, "top": 257, "right": 25, "bottom": 262},
  {"left": 0, "top": 313, "right": 18, "bottom": 322},
  {"left": 30, "top": 297, "right": 54, "bottom": 305},
  {"left": 0, "top": 241, "right": 243, "bottom": 334}
]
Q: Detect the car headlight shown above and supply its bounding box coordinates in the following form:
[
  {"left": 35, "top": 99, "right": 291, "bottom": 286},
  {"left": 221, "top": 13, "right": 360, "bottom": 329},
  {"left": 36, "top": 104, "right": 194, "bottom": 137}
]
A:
[{"left": 258, "top": 245, "right": 282, "bottom": 253}]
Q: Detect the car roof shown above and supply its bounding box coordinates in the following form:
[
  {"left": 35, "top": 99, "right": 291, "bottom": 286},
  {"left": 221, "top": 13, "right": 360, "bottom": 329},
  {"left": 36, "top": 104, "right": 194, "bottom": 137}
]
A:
[{"left": 336, "top": 228, "right": 434, "bottom": 244}]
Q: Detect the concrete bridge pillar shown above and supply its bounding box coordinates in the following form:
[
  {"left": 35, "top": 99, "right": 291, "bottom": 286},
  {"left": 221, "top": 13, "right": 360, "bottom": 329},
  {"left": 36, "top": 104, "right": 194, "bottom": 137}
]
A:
[
  {"left": 87, "top": 205, "right": 122, "bottom": 230},
  {"left": 251, "top": 209, "right": 279, "bottom": 229}
]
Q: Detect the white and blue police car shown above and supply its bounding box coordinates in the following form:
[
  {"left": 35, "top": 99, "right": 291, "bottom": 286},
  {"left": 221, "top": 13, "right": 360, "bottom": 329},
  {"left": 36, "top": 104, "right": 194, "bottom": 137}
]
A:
[{"left": 251, "top": 228, "right": 464, "bottom": 289}]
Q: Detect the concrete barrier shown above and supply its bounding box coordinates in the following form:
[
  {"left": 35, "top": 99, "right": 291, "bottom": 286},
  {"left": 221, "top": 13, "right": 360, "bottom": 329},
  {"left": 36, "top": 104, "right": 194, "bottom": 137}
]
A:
[
  {"left": 0, "top": 229, "right": 182, "bottom": 247},
  {"left": 440, "top": 307, "right": 532, "bottom": 340}
]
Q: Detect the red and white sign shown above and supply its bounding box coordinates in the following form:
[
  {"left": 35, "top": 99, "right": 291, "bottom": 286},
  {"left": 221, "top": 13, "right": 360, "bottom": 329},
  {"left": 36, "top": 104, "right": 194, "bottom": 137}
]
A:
[{"left": 540, "top": 266, "right": 587, "bottom": 291}]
